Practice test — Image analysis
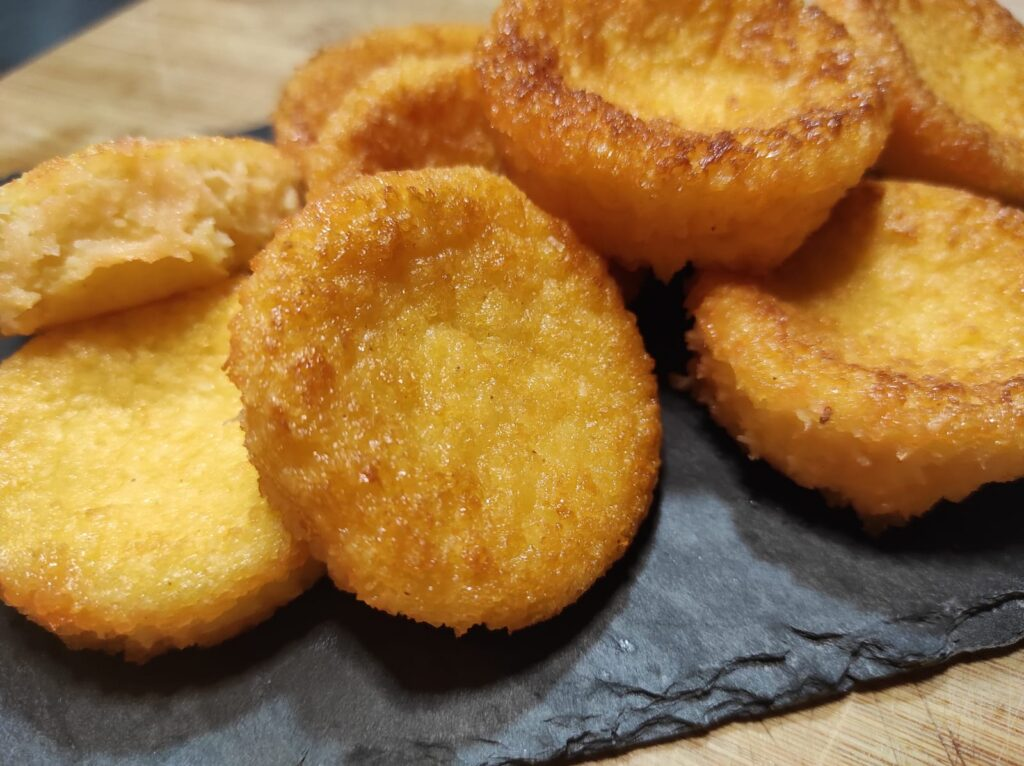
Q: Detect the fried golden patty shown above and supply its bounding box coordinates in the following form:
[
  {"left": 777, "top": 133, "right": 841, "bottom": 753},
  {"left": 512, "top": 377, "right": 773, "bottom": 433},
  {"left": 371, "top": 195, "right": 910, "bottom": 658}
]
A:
[
  {"left": 819, "top": 0, "right": 1024, "bottom": 204},
  {"left": 476, "top": 0, "right": 890, "bottom": 278},
  {"left": 0, "top": 137, "right": 300, "bottom": 336},
  {"left": 687, "top": 180, "right": 1024, "bottom": 525},
  {"left": 229, "top": 168, "right": 661, "bottom": 634},
  {"left": 0, "top": 280, "right": 320, "bottom": 662},
  {"left": 304, "top": 54, "right": 501, "bottom": 197},
  {"left": 272, "top": 24, "right": 483, "bottom": 168}
]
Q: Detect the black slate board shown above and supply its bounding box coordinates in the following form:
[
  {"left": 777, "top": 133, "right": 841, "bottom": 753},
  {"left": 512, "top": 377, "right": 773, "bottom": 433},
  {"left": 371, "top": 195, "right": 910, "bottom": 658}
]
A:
[{"left": 3, "top": 197, "right": 1024, "bottom": 766}]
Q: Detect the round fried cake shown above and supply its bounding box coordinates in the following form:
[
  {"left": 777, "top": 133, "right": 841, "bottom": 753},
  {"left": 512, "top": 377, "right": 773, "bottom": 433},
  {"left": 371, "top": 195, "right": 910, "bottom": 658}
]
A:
[
  {"left": 229, "top": 167, "right": 661, "bottom": 634},
  {"left": 687, "top": 180, "right": 1024, "bottom": 525},
  {"left": 304, "top": 54, "right": 500, "bottom": 197},
  {"left": 0, "top": 280, "right": 320, "bottom": 662},
  {"left": 0, "top": 137, "right": 300, "bottom": 336},
  {"left": 476, "top": 0, "right": 890, "bottom": 279},
  {"left": 818, "top": 0, "right": 1024, "bottom": 204},
  {"left": 273, "top": 24, "right": 483, "bottom": 168}
]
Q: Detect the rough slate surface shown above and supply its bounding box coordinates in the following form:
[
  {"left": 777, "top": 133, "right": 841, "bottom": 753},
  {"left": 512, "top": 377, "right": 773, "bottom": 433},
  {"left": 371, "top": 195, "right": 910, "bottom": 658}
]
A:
[{"left": 2, "top": 226, "right": 1024, "bottom": 766}]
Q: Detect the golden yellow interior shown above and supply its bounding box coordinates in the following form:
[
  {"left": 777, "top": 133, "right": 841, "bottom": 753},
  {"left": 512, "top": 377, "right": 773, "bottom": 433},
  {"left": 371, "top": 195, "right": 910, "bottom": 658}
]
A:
[
  {"left": 0, "top": 282, "right": 309, "bottom": 655},
  {"left": 0, "top": 140, "right": 298, "bottom": 333},
  {"left": 769, "top": 182, "right": 1024, "bottom": 379},
  {"left": 889, "top": 0, "right": 1024, "bottom": 136},
  {"left": 554, "top": 0, "right": 858, "bottom": 131}
]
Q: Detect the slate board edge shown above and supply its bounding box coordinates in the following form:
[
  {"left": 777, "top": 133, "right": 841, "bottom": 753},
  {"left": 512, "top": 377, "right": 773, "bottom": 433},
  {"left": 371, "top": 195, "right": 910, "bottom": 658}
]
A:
[{"left": 497, "top": 592, "right": 1024, "bottom": 765}]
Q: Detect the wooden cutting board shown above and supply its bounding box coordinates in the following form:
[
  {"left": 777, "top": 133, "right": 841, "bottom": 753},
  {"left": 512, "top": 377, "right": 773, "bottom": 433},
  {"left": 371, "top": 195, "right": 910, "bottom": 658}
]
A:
[{"left": 1, "top": 1, "right": 1022, "bottom": 763}]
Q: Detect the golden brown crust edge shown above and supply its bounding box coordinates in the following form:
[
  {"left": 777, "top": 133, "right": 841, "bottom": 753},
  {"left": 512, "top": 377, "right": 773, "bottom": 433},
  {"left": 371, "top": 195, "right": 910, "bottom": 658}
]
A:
[
  {"left": 819, "top": 0, "right": 1024, "bottom": 204},
  {"left": 685, "top": 181, "right": 1024, "bottom": 524},
  {"left": 304, "top": 54, "right": 501, "bottom": 197},
  {"left": 19, "top": 560, "right": 323, "bottom": 664},
  {"left": 475, "top": 0, "right": 891, "bottom": 278},
  {"left": 272, "top": 24, "right": 484, "bottom": 167}
]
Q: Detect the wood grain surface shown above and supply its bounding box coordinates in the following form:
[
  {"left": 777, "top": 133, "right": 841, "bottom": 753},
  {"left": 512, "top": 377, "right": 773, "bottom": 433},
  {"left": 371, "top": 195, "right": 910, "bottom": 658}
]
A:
[{"left": 1, "top": 1, "right": 1023, "bottom": 764}]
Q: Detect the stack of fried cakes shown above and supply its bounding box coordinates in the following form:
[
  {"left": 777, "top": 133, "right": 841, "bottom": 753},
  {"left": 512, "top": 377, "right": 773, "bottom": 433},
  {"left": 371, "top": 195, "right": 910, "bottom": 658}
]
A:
[{"left": 1, "top": 0, "right": 1023, "bottom": 662}]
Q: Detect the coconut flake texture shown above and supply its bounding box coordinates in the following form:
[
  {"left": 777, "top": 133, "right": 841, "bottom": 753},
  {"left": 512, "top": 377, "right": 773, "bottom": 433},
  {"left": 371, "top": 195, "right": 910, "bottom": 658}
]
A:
[
  {"left": 0, "top": 137, "right": 300, "bottom": 335},
  {"left": 228, "top": 167, "right": 661, "bottom": 635}
]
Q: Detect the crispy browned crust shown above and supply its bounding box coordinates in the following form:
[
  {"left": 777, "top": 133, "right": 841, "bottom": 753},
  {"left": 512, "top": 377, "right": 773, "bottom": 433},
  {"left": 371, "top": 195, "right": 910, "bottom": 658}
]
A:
[
  {"left": 475, "top": 0, "right": 890, "bottom": 278},
  {"left": 819, "top": 0, "right": 1024, "bottom": 203},
  {"left": 228, "top": 167, "right": 661, "bottom": 634},
  {"left": 686, "top": 180, "right": 1024, "bottom": 525},
  {"left": 272, "top": 24, "right": 484, "bottom": 168},
  {"left": 304, "top": 54, "right": 501, "bottom": 197}
]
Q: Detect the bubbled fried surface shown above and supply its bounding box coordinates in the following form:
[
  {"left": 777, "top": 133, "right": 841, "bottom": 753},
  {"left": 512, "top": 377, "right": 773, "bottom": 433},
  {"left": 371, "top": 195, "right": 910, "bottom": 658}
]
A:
[
  {"left": 305, "top": 54, "right": 501, "bottom": 198},
  {"left": 228, "top": 168, "right": 661, "bottom": 634},
  {"left": 687, "top": 180, "right": 1024, "bottom": 525},
  {"left": 0, "top": 280, "right": 320, "bottom": 662},
  {"left": 475, "top": 0, "right": 890, "bottom": 279},
  {"left": 819, "top": 0, "right": 1024, "bottom": 204},
  {"left": 0, "top": 137, "right": 300, "bottom": 335},
  {"left": 272, "top": 24, "right": 483, "bottom": 169}
]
